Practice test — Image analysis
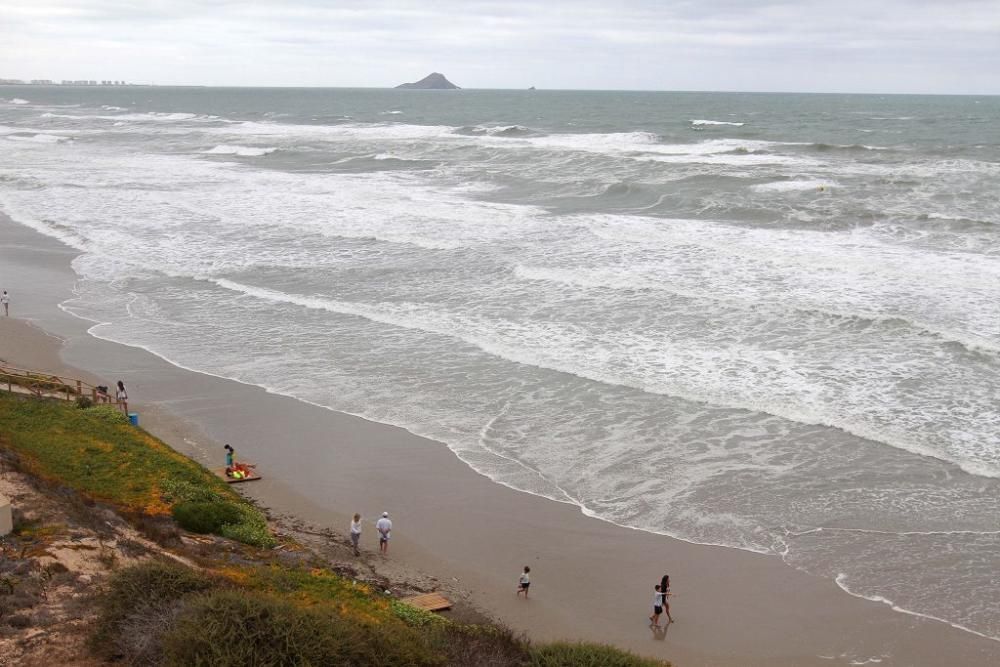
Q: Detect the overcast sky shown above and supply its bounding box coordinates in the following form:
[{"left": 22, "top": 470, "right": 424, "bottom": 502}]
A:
[{"left": 2, "top": 0, "right": 998, "bottom": 94}]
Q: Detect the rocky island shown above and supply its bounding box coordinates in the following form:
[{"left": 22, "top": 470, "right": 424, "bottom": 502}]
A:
[{"left": 395, "top": 72, "right": 460, "bottom": 89}]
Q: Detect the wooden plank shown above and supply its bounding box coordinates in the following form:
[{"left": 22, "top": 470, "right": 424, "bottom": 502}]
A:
[
  {"left": 400, "top": 592, "right": 452, "bottom": 612},
  {"left": 215, "top": 468, "right": 262, "bottom": 484}
]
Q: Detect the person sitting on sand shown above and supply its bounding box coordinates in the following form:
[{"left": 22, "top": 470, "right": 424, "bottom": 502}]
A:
[{"left": 516, "top": 566, "right": 531, "bottom": 597}]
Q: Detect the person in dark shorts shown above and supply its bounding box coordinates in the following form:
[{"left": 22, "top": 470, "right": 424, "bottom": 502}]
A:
[
  {"left": 649, "top": 584, "right": 665, "bottom": 626},
  {"left": 516, "top": 566, "right": 531, "bottom": 597}
]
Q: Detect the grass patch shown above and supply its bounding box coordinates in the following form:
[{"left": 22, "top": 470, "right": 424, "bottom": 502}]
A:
[{"left": 530, "top": 642, "right": 667, "bottom": 667}]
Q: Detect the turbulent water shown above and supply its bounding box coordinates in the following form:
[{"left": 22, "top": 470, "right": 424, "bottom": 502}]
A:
[{"left": 2, "top": 87, "right": 999, "bottom": 639}]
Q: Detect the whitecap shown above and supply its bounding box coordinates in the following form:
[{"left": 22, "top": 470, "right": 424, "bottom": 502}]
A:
[
  {"left": 202, "top": 144, "right": 278, "bottom": 157},
  {"left": 691, "top": 119, "right": 745, "bottom": 127},
  {"left": 751, "top": 180, "right": 836, "bottom": 192}
]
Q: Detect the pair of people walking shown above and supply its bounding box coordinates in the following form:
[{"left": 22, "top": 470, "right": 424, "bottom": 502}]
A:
[
  {"left": 350, "top": 511, "right": 393, "bottom": 556},
  {"left": 649, "top": 574, "right": 673, "bottom": 627}
]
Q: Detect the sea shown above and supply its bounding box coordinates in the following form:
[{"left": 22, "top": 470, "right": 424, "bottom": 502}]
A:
[{"left": 2, "top": 86, "right": 999, "bottom": 640}]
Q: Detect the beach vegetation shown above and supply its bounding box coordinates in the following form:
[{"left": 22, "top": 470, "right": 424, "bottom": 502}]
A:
[
  {"left": 90, "top": 560, "right": 215, "bottom": 660},
  {"left": 171, "top": 500, "right": 241, "bottom": 534},
  {"left": 84, "top": 403, "right": 128, "bottom": 423},
  {"left": 0, "top": 392, "right": 274, "bottom": 547},
  {"left": 529, "top": 641, "right": 668, "bottom": 667}
]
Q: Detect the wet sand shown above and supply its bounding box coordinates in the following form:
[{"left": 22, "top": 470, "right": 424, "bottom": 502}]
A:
[{"left": 2, "top": 212, "right": 998, "bottom": 666}]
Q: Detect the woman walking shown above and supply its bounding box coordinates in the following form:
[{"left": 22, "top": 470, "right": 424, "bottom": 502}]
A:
[{"left": 659, "top": 574, "right": 674, "bottom": 624}]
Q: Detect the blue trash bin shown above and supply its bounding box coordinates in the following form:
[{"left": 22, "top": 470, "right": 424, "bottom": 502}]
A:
[{"left": 128, "top": 413, "right": 139, "bottom": 427}]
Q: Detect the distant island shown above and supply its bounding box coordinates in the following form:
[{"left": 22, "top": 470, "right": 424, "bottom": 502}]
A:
[{"left": 395, "top": 72, "right": 460, "bottom": 90}]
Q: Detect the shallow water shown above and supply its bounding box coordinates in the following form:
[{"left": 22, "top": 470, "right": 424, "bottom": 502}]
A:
[{"left": 1, "top": 86, "right": 999, "bottom": 639}]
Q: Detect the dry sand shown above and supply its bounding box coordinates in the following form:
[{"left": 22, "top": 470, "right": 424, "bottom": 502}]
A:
[{"left": 2, "top": 213, "right": 998, "bottom": 666}]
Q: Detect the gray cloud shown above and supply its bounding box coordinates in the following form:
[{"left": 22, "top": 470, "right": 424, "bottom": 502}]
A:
[{"left": 1, "top": 0, "right": 998, "bottom": 93}]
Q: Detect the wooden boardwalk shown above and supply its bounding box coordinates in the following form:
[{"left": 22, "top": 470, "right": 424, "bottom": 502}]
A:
[
  {"left": 400, "top": 592, "right": 452, "bottom": 612},
  {"left": 0, "top": 363, "right": 120, "bottom": 406}
]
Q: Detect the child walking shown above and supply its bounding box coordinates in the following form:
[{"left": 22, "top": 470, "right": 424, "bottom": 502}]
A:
[
  {"left": 649, "top": 584, "right": 665, "bottom": 626},
  {"left": 516, "top": 566, "right": 531, "bottom": 597}
]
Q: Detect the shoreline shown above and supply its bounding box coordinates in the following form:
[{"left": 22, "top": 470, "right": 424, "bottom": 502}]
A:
[{"left": 3, "top": 212, "right": 999, "bottom": 665}]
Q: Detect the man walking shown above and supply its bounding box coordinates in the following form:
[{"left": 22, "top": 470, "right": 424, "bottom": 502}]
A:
[
  {"left": 1, "top": 290, "right": 8, "bottom": 316},
  {"left": 376, "top": 511, "right": 392, "bottom": 555}
]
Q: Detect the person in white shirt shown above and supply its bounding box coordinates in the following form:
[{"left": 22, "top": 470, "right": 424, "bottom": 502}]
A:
[
  {"left": 649, "top": 584, "right": 666, "bottom": 627},
  {"left": 350, "top": 513, "right": 362, "bottom": 556},
  {"left": 375, "top": 512, "right": 392, "bottom": 554},
  {"left": 1, "top": 290, "right": 9, "bottom": 316},
  {"left": 516, "top": 566, "right": 531, "bottom": 598},
  {"left": 115, "top": 380, "right": 129, "bottom": 415}
]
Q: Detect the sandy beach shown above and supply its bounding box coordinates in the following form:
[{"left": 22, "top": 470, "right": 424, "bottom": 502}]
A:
[{"left": 2, "top": 212, "right": 999, "bottom": 666}]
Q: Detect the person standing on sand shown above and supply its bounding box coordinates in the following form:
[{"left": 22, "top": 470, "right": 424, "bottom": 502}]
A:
[
  {"left": 224, "top": 444, "right": 234, "bottom": 468},
  {"left": 115, "top": 380, "right": 128, "bottom": 415},
  {"left": 376, "top": 512, "right": 392, "bottom": 554},
  {"left": 1, "top": 290, "right": 8, "bottom": 316},
  {"left": 350, "top": 513, "right": 363, "bottom": 556},
  {"left": 516, "top": 566, "right": 531, "bottom": 597}
]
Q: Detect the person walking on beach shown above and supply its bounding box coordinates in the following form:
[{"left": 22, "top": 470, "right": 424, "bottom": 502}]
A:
[
  {"left": 350, "top": 513, "right": 363, "bottom": 556},
  {"left": 516, "top": 566, "right": 531, "bottom": 598},
  {"left": 376, "top": 512, "right": 392, "bottom": 555},
  {"left": 659, "top": 574, "right": 674, "bottom": 624},
  {"left": 649, "top": 584, "right": 666, "bottom": 627},
  {"left": 115, "top": 380, "right": 128, "bottom": 415},
  {"left": 1, "top": 290, "right": 8, "bottom": 316},
  {"left": 224, "top": 444, "right": 234, "bottom": 468}
]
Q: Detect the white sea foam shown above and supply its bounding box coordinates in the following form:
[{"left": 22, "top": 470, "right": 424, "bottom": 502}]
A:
[
  {"left": 109, "top": 112, "right": 198, "bottom": 122},
  {"left": 691, "top": 119, "right": 745, "bottom": 126},
  {"left": 751, "top": 179, "right": 836, "bottom": 192},
  {"left": 202, "top": 144, "right": 278, "bottom": 157},
  {"left": 7, "top": 98, "right": 30, "bottom": 105},
  {"left": 835, "top": 574, "right": 999, "bottom": 642}
]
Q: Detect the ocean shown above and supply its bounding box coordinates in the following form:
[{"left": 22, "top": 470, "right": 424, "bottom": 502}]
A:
[{"left": 1, "top": 86, "right": 998, "bottom": 640}]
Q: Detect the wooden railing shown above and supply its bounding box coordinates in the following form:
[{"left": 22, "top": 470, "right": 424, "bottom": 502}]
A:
[{"left": 0, "top": 363, "right": 117, "bottom": 405}]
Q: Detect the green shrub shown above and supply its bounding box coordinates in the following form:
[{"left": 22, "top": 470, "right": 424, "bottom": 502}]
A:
[
  {"left": 75, "top": 396, "right": 93, "bottom": 409},
  {"left": 531, "top": 642, "right": 668, "bottom": 667},
  {"left": 218, "top": 504, "right": 277, "bottom": 549},
  {"left": 161, "top": 590, "right": 442, "bottom": 667},
  {"left": 91, "top": 561, "right": 216, "bottom": 660},
  {"left": 84, "top": 404, "right": 129, "bottom": 424},
  {"left": 161, "top": 477, "right": 227, "bottom": 505},
  {"left": 172, "top": 501, "right": 242, "bottom": 535}
]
